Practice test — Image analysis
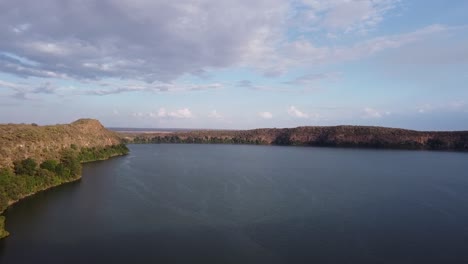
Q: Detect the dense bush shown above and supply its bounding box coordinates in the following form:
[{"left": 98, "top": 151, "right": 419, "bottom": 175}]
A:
[
  {"left": 0, "top": 216, "right": 8, "bottom": 238},
  {"left": 61, "top": 149, "right": 82, "bottom": 177},
  {"left": 40, "top": 160, "right": 58, "bottom": 172},
  {"left": 13, "top": 158, "right": 37, "bottom": 176},
  {"left": 79, "top": 144, "right": 129, "bottom": 162}
]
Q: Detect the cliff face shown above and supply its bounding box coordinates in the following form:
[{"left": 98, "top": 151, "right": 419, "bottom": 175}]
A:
[
  {"left": 0, "top": 119, "right": 123, "bottom": 168},
  {"left": 120, "top": 125, "right": 468, "bottom": 151}
]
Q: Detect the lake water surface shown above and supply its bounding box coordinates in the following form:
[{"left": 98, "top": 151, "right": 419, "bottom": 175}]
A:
[{"left": 1, "top": 144, "right": 468, "bottom": 263}]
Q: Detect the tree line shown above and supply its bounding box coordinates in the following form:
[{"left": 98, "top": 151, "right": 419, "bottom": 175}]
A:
[{"left": 131, "top": 135, "right": 267, "bottom": 145}]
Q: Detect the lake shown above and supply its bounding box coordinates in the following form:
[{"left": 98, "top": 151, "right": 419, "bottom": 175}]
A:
[{"left": 1, "top": 144, "right": 468, "bottom": 263}]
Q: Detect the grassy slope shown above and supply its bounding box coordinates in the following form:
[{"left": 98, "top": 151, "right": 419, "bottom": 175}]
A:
[{"left": 0, "top": 119, "right": 122, "bottom": 168}]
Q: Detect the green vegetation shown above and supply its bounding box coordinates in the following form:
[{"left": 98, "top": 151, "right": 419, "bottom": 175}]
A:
[
  {"left": 0, "top": 216, "right": 7, "bottom": 238},
  {"left": 40, "top": 159, "right": 58, "bottom": 172},
  {"left": 13, "top": 158, "right": 38, "bottom": 176},
  {"left": 79, "top": 144, "right": 130, "bottom": 162},
  {"left": 0, "top": 144, "right": 129, "bottom": 239}
]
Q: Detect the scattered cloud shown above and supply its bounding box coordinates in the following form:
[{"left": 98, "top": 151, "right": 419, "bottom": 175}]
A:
[
  {"left": 0, "top": 79, "right": 61, "bottom": 100},
  {"left": 283, "top": 72, "right": 340, "bottom": 89},
  {"left": 362, "top": 107, "right": 391, "bottom": 118},
  {"left": 258, "top": 111, "right": 273, "bottom": 119},
  {"left": 237, "top": 80, "right": 285, "bottom": 91},
  {"left": 237, "top": 79, "right": 323, "bottom": 93},
  {"left": 208, "top": 110, "right": 222, "bottom": 119},
  {"left": 299, "top": 0, "right": 401, "bottom": 34},
  {"left": 157, "top": 108, "right": 193, "bottom": 119},
  {"left": 133, "top": 108, "right": 194, "bottom": 120},
  {"left": 381, "top": 26, "right": 468, "bottom": 65},
  {"left": 417, "top": 104, "right": 431, "bottom": 114},
  {"left": 280, "top": 24, "right": 448, "bottom": 68},
  {"left": 417, "top": 101, "right": 467, "bottom": 114},
  {"left": 287, "top": 106, "right": 309, "bottom": 118},
  {"left": 0, "top": 79, "right": 24, "bottom": 90},
  {"left": 86, "top": 82, "right": 223, "bottom": 96},
  {"left": 11, "top": 23, "right": 30, "bottom": 34},
  {"left": 31, "top": 82, "right": 58, "bottom": 94},
  {"left": 363, "top": 107, "right": 382, "bottom": 118}
]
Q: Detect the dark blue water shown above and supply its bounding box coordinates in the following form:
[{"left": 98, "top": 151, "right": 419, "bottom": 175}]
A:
[{"left": 1, "top": 144, "right": 468, "bottom": 263}]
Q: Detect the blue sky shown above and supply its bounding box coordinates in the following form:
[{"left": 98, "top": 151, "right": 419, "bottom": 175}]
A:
[{"left": 0, "top": 0, "right": 467, "bottom": 130}]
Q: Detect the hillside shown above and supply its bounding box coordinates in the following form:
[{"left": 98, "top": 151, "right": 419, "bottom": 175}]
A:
[
  {"left": 0, "top": 119, "right": 128, "bottom": 239},
  {"left": 0, "top": 119, "right": 122, "bottom": 169},
  {"left": 120, "top": 125, "right": 468, "bottom": 151}
]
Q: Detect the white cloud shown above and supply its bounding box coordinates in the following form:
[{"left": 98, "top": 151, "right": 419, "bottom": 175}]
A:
[
  {"left": 364, "top": 107, "right": 382, "bottom": 118},
  {"left": 287, "top": 106, "right": 308, "bottom": 118},
  {"left": 417, "top": 104, "right": 432, "bottom": 114},
  {"left": 133, "top": 108, "right": 193, "bottom": 119},
  {"left": 208, "top": 110, "right": 222, "bottom": 119},
  {"left": 258, "top": 111, "right": 273, "bottom": 119},
  {"left": 27, "top": 42, "right": 71, "bottom": 56},
  {"left": 363, "top": 107, "right": 391, "bottom": 118},
  {"left": 417, "top": 101, "right": 466, "bottom": 114},
  {"left": 157, "top": 108, "right": 193, "bottom": 119},
  {"left": 11, "top": 23, "right": 31, "bottom": 34},
  {"left": 0, "top": 79, "right": 24, "bottom": 90}
]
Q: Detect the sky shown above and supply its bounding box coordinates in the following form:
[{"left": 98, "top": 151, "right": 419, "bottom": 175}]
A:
[{"left": 0, "top": 0, "right": 467, "bottom": 130}]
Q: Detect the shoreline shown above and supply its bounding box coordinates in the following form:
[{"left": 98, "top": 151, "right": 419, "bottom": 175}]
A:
[
  {"left": 3, "top": 176, "right": 82, "bottom": 213},
  {"left": 0, "top": 152, "right": 127, "bottom": 239}
]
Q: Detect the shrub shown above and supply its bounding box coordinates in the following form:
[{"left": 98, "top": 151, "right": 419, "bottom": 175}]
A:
[
  {"left": 40, "top": 160, "right": 58, "bottom": 172},
  {"left": 14, "top": 158, "right": 37, "bottom": 176},
  {"left": 0, "top": 216, "right": 8, "bottom": 238}
]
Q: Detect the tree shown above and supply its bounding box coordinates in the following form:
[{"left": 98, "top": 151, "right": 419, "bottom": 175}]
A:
[
  {"left": 60, "top": 150, "right": 81, "bottom": 176},
  {"left": 55, "top": 163, "right": 70, "bottom": 178},
  {"left": 40, "top": 160, "right": 58, "bottom": 172},
  {"left": 14, "top": 158, "right": 37, "bottom": 176}
]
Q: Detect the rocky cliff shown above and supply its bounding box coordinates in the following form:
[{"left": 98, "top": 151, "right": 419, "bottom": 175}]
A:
[
  {"left": 120, "top": 125, "right": 468, "bottom": 151},
  {"left": 0, "top": 119, "right": 123, "bottom": 168}
]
